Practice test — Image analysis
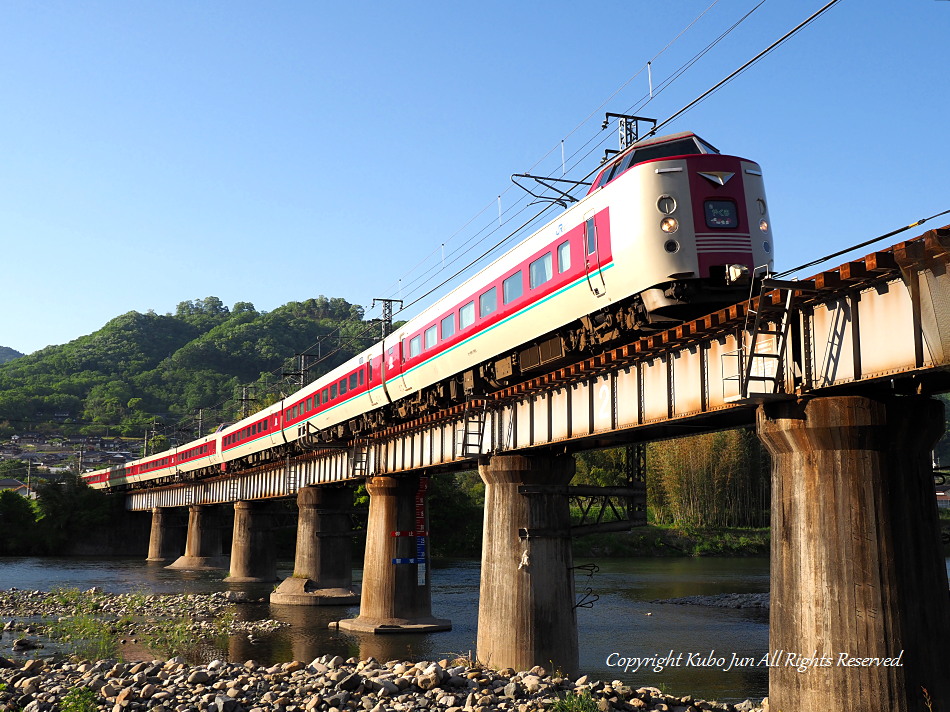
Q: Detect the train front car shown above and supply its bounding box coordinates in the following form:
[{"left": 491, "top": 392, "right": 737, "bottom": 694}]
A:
[{"left": 592, "top": 132, "right": 773, "bottom": 328}]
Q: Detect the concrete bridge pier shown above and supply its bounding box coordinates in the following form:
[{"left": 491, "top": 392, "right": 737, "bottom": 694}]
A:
[
  {"left": 476, "top": 453, "right": 578, "bottom": 675},
  {"left": 758, "top": 395, "right": 950, "bottom": 712},
  {"left": 271, "top": 485, "right": 360, "bottom": 605},
  {"left": 166, "top": 504, "right": 229, "bottom": 570},
  {"left": 146, "top": 506, "right": 185, "bottom": 562},
  {"left": 337, "top": 474, "right": 450, "bottom": 633},
  {"left": 226, "top": 500, "right": 278, "bottom": 582}
]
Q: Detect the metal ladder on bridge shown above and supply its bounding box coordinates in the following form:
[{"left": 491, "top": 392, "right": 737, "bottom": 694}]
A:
[
  {"left": 727, "top": 276, "right": 816, "bottom": 401},
  {"left": 283, "top": 455, "right": 297, "bottom": 495},
  {"left": 227, "top": 477, "right": 241, "bottom": 502},
  {"left": 350, "top": 439, "right": 369, "bottom": 477},
  {"left": 459, "top": 399, "right": 488, "bottom": 458}
]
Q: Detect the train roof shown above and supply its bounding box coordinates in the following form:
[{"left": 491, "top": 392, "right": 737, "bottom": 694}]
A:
[{"left": 588, "top": 131, "right": 721, "bottom": 195}]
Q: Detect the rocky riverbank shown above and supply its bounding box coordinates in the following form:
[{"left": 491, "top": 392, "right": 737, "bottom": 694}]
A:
[
  {"left": 0, "top": 588, "right": 767, "bottom": 712},
  {"left": 650, "top": 594, "right": 769, "bottom": 610},
  {"left": 0, "top": 655, "right": 768, "bottom": 712},
  {"left": 0, "top": 588, "right": 286, "bottom": 659}
]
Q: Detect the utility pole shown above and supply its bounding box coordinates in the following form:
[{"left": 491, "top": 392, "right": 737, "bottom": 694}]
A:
[
  {"left": 283, "top": 353, "right": 312, "bottom": 391},
  {"left": 238, "top": 386, "right": 256, "bottom": 419},
  {"left": 372, "top": 298, "right": 403, "bottom": 339}
]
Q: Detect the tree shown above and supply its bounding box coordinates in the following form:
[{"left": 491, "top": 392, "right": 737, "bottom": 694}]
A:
[
  {"left": 648, "top": 428, "right": 770, "bottom": 528},
  {"left": 33, "top": 476, "right": 115, "bottom": 553},
  {"left": 0, "top": 490, "right": 37, "bottom": 554}
]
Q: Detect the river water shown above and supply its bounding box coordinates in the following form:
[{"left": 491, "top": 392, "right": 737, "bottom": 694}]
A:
[
  {"left": 9, "top": 555, "right": 948, "bottom": 702},
  {"left": 0, "top": 555, "right": 775, "bottom": 703}
]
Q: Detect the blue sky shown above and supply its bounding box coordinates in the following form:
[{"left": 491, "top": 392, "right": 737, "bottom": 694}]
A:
[{"left": 2, "top": 1, "right": 948, "bottom": 355}]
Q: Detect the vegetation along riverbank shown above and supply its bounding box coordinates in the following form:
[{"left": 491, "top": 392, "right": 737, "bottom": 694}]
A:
[{"left": 0, "top": 588, "right": 768, "bottom": 712}]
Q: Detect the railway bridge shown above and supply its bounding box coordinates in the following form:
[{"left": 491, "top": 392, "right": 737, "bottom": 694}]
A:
[{"left": 126, "top": 226, "right": 950, "bottom": 712}]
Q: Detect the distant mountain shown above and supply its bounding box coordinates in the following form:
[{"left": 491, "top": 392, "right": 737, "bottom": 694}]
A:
[
  {"left": 0, "top": 296, "right": 368, "bottom": 435},
  {"left": 0, "top": 346, "right": 23, "bottom": 364}
]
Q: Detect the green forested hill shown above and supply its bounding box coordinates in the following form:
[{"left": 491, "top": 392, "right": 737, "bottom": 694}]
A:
[
  {"left": 0, "top": 346, "right": 23, "bottom": 364},
  {"left": 0, "top": 296, "right": 370, "bottom": 435}
]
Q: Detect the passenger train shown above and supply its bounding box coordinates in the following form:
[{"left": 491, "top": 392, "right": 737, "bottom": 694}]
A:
[{"left": 84, "top": 131, "right": 773, "bottom": 491}]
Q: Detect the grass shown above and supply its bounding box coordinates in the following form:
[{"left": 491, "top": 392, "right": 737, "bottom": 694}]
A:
[
  {"left": 572, "top": 524, "right": 769, "bottom": 558},
  {"left": 139, "top": 609, "right": 235, "bottom": 662},
  {"left": 47, "top": 613, "right": 119, "bottom": 661},
  {"left": 60, "top": 687, "right": 98, "bottom": 712},
  {"left": 550, "top": 692, "right": 599, "bottom": 712}
]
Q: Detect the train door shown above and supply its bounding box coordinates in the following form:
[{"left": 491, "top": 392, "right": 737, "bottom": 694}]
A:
[
  {"left": 395, "top": 336, "right": 412, "bottom": 392},
  {"left": 584, "top": 211, "right": 608, "bottom": 298},
  {"left": 367, "top": 344, "right": 386, "bottom": 407},
  {"left": 381, "top": 335, "right": 411, "bottom": 397}
]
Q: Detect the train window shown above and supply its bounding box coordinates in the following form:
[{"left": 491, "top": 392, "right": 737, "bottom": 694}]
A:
[
  {"left": 367, "top": 362, "right": 373, "bottom": 381},
  {"left": 410, "top": 335, "right": 421, "bottom": 357},
  {"left": 359, "top": 369, "right": 364, "bottom": 385},
  {"left": 306, "top": 397, "right": 312, "bottom": 411},
  {"left": 479, "top": 287, "right": 497, "bottom": 317},
  {"left": 503, "top": 271, "right": 523, "bottom": 304},
  {"left": 340, "top": 378, "right": 348, "bottom": 395},
  {"left": 331, "top": 384, "right": 337, "bottom": 399},
  {"left": 460, "top": 301, "right": 475, "bottom": 329},
  {"left": 696, "top": 138, "right": 719, "bottom": 154},
  {"left": 322, "top": 388, "right": 329, "bottom": 402},
  {"left": 349, "top": 373, "right": 358, "bottom": 389},
  {"left": 585, "top": 219, "right": 596, "bottom": 255},
  {"left": 424, "top": 325, "right": 437, "bottom": 350},
  {"left": 529, "top": 253, "right": 553, "bottom": 289},
  {"left": 441, "top": 313, "right": 455, "bottom": 340},
  {"left": 626, "top": 138, "right": 701, "bottom": 168},
  {"left": 704, "top": 199, "right": 739, "bottom": 229},
  {"left": 591, "top": 169, "right": 608, "bottom": 190},
  {"left": 558, "top": 240, "right": 571, "bottom": 273}
]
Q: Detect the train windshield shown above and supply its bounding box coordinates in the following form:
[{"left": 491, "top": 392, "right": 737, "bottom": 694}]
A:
[
  {"left": 623, "top": 137, "right": 710, "bottom": 168},
  {"left": 592, "top": 135, "right": 720, "bottom": 190}
]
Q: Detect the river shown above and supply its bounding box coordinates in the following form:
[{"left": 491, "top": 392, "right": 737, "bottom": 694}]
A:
[{"left": 0, "top": 555, "right": 776, "bottom": 703}]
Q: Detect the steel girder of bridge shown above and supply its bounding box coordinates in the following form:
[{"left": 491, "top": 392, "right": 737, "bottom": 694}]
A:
[{"left": 126, "top": 226, "right": 950, "bottom": 511}]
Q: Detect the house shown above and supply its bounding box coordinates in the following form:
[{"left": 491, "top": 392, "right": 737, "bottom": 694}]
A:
[
  {"left": 0, "top": 477, "right": 37, "bottom": 500},
  {"left": 936, "top": 484, "right": 950, "bottom": 509}
]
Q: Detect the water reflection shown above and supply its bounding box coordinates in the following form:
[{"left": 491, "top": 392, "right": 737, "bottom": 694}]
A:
[{"left": 3, "top": 554, "right": 949, "bottom": 703}]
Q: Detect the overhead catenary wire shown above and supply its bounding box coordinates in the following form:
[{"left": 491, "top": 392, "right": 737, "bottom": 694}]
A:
[
  {"left": 370, "top": 0, "right": 734, "bottom": 307},
  {"left": 387, "top": 0, "right": 829, "bottom": 318},
  {"left": 774, "top": 208, "right": 950, "bottom": 279},
  {"left": 52, "top": 3, "right": 852, "bottom": 439},
  {"left": 649, "top": 0, "right": 844, "bottom": 136}
]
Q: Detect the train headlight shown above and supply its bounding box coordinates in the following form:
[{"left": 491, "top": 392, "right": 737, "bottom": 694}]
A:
[
  {"left": 661, "top": 217, "right": 679, "bottom": 233},
  {"left": 664, "top": 240, "right": 680, "bottom": 254},
  {"left": 759, "top": 219, "right": 769, "bottom": 232},
  {"left": 657, "top": 195, "right": 677, "bottom": 214},
  {"left": 726, "top": 264, "right": 750, "bottom": 285}
]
